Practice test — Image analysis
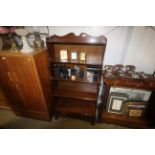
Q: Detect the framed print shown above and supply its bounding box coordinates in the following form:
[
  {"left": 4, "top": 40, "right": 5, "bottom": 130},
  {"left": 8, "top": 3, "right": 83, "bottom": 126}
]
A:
[
  {"left": 107, "top": 92, "right": 128, "bottom": 114},
  {"left": 60, "top": 49, "right": 68, "bottom": 61},
  {"left": 71, "top": 51, "right": 77, "bottom": 60},
  {"left": 80, "top": 52, "right": 86, "bottom": 62},
  {"left": 129, "top": 110, "right": 143, "bottom": 117},
  {"left": 123, "top": 101, "right": 147, "bottom": 117},
  {"left": 110, "top": 87, "right": 151, "bottom": 102}
]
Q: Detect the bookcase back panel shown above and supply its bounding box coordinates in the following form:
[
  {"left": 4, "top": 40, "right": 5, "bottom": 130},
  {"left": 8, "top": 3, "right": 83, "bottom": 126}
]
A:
[{"left": 52, "top": 44, "right": 105, "bottom": 65}]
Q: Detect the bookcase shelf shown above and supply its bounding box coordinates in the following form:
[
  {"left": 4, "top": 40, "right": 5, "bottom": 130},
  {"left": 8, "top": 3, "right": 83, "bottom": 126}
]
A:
[
  {"left": 53, "top": 88, "right": 97, "bottom": 101},
  {"left": 46, "top": 33, "right": 107, "bottom": 123},
  {"left": 51, "top": 59, "right": 102, "bottom": 66},
  {"left": 54, "top": 98, "right": 96, "bottom": 116},
  {"left": 52, "top": 77, "right": 100, "bottom": 84}
]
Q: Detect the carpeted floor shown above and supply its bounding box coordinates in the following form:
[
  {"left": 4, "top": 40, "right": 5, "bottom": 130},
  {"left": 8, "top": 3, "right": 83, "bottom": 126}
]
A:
[{"left": 0, "top": 109, "right": 128, "bottom": 129}]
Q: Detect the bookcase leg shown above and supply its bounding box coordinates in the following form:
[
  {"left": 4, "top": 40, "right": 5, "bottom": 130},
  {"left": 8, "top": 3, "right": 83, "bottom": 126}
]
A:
[
  {"left": 90, "top": 121, "right": 95, "bottom": 125},
  {"left": 54, "top": 113, "right": 59, "bottom": 120},
  {"left": 90, "top": 118, "right": 96, "bottom": 125}
]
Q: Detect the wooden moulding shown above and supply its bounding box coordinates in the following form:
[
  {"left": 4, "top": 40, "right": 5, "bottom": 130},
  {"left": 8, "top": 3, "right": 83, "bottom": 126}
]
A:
[
  {"left": 46, "top": 33, "right": 107, "bottom": 45},
  {"left": 103, "top": 77, "right": 155, "bottom": 91}
]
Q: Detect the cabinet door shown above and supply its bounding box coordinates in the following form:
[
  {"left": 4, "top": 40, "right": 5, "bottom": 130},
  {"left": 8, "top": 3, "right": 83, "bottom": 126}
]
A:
[
  {"left": 0, "top": 56, "right": 26, "bottom": 110},
  {"left": 0, "top": 87, "right": 11, "bottom": 109},
  {"left": 6, "top": 55, "right": 47, "bottom": 112}
]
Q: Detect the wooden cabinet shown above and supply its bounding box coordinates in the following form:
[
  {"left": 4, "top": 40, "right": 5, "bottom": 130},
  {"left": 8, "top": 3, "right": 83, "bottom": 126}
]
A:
[
  {"left": 0, "top": 49, "right": 53, "bottom": 120},
  {"left": 46, "top": 33, "right": 107, "bottom": 123},
  {"left": 0, "top": 88, "right": 11, "bottom": 110},
  {"left": 101, "top": 76, "right": 155, "bottom": 128}
]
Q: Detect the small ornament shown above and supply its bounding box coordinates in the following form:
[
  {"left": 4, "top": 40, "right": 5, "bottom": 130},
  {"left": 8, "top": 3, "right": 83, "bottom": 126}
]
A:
[
  {"left": 15, "top": 28, "right": 33, "bottom": 53},
  {"left": 33, "top": 32, "right": 44, "bottom": 49}
]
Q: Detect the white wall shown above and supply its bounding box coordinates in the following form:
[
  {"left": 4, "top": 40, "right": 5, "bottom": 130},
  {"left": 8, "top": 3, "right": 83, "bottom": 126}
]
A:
[
  {"left": 27, "top": 26, "right": 155, "bottom": 74},
  {"left": 123, "top": 27, "right": 155, "bottom": 73}
]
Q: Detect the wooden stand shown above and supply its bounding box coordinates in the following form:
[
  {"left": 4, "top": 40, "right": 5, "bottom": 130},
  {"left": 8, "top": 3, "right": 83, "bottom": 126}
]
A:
[{"left": 46, "top": 33, "right": 107, "bottom": 123}]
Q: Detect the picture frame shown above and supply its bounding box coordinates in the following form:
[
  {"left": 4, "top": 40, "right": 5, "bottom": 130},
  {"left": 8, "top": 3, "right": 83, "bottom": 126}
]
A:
[
  {"left": 109, "top": 87, "right": 152, "bottom": 102},
  {"left": 107, "top": 92, "right": 128, "bottom": 114},
  {"left": 123, "top": 101, "right": 148, "bottom": 117},
  {"left": 71, "top": 51, "right": 77, "bottom": 61},
  {"left": 60, "top": 49, "right": 68, "bottom": 61},
  {"left": 80, "top": 52, "right": 86, "bottom": 62}
]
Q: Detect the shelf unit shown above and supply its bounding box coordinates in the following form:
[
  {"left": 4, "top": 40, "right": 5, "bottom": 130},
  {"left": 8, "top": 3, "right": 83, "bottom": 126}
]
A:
[
  {"left": 46, "top": 33, "right": 107, "bottom": 123},
  {"left": 101, "top": 76, "right": 155, "bottom": 128}
]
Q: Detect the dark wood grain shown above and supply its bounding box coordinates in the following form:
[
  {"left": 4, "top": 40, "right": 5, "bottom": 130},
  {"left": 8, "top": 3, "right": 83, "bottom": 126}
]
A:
[
  {"left": 53, "top": 89, "right": 97, "bottom": 101},
  {"left": 52, "top": 77, "right": 100, "bottom": 84},
  {"left": 102, "top": 111, "right": 149, "bottom": 128},
  {"left": 54, "top": 98, "right": 96, "bottom": 116},
  {"left": 56, "top": 81, "right": 98, "bottom": 93},
  {"left": 33, "top": 49, "right": 54, "bottom": 117},
  {"left": 103, "top": 77, "right": 155, "bottom": 90},
  {"left": 0, "top": 56, "right": 26, "bottom": 110},
  {"left": 46, "top": 33, "right": 107, "bottom": 45},
  {"left": 0, "top": 88, "right": 11, "bottom": 110}
]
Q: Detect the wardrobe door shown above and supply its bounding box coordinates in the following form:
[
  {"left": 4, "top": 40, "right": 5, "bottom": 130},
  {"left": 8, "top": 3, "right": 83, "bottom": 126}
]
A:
[
  {"left": 0, "top": 56, "right": 26, "bottom": 110},
  {"left": 6, "top": 55, "right": 47, "bottom": 112}
]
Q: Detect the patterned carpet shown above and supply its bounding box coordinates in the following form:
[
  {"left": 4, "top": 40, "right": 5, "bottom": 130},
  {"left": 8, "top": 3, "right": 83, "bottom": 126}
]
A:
[{"left": 0, "top": 109, "right": 128, "bottom": 129}]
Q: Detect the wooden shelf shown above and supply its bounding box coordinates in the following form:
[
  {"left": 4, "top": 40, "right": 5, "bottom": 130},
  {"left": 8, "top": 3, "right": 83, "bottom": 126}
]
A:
[
  {"left": 51, "top": 59, "right": 102, "bottom": 67},
  {"left": 53, "top": 89, "right": 98, "bottom": 101},
  {"left": 52, "top": 77, "right": 100, "bottom": 84},
  {"left": 103, "top": 76, "right": 155, "bottom": 91},
  {"left": 54, "top": 98, "right": 96, "bottom": 116},
  {"left": 102, "top": 111, "right": 149, "bottom": 128}
]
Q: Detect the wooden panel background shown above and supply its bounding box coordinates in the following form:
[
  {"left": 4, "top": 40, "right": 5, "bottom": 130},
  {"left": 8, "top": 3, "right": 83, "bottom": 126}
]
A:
[{"left": 53, "top": 44, "right": 105, "bottom": 65}]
